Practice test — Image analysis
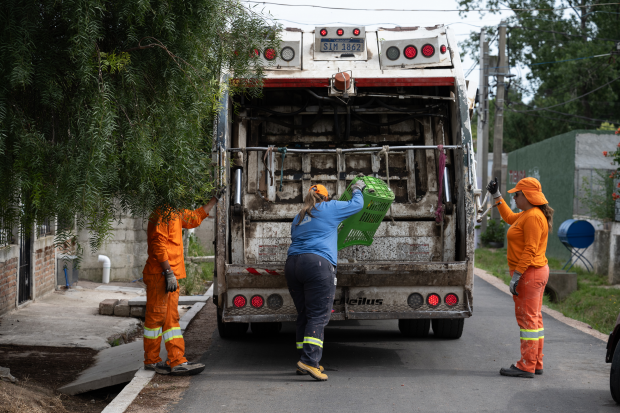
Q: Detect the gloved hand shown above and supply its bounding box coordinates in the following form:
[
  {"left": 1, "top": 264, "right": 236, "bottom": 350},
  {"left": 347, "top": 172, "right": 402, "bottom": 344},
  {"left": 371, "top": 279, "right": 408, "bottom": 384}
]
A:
[
  {"left": 486, "top": 177, "right": 502, "bottom": 199},
  {"left": 351, "top": 180, "right": 366, "bottom": 193},
  {"left": 509, "top": 271, "right": 522, "bottom": 296},
  {"left": 163, "top": 269, "right": 177, "bottom": 293}
]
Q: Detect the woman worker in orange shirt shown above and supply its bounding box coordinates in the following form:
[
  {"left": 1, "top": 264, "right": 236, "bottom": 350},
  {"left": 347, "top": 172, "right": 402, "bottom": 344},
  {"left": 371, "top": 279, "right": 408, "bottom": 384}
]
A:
[{"left": 486, "top": 177, "right": 554, "bottom": 378}]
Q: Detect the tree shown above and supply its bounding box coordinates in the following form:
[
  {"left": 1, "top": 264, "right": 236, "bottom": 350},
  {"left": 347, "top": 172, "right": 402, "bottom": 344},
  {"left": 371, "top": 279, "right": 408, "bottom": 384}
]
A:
[
  {"left": 0, "top": 0, "right": 279, "bottom": 251},
  {"left": 461, "top": 0, "right": 620, "bottom": 148}
]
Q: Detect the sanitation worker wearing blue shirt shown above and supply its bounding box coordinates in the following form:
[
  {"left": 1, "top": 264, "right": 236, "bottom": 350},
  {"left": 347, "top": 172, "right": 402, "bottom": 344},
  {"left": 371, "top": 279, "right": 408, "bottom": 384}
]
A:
[{"left": 286, "top": 182, "right": 365, "bottom": 381}]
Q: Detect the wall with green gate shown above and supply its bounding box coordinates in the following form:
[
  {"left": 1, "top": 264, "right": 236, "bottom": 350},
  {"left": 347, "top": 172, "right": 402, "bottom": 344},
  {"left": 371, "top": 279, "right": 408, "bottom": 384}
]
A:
[{"left": 506, "top": 131, "right": 578, "bottom": 261}]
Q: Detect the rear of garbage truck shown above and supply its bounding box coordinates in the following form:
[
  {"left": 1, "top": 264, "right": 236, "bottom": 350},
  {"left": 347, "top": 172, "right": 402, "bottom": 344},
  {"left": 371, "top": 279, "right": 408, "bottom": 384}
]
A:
[{"left": 212, "top": 25, "right": 479, "bottom": 339}]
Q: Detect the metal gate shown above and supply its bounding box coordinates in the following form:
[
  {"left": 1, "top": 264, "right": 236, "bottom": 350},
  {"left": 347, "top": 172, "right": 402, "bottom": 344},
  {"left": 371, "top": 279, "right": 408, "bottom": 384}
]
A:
[{"left": 18, "top": 230, "right": 31, "bottom": 304}]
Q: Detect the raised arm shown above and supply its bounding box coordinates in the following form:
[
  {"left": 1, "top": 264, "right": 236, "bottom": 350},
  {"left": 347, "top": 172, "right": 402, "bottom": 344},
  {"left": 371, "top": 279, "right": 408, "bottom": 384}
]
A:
[
  {"left": 181, "top": 197, "right": 217, "bottom": 229},
  {"left": 330, "top": 190, "right": 364, "bottom": 222},
  {"left": 495, "top": 197, "right": 522, "bottom": 225}
]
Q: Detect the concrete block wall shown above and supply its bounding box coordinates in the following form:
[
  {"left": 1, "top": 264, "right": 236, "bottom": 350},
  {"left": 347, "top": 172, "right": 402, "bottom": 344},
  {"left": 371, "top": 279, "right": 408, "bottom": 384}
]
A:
[
  {"left": 77, "top": 215, "right": 149, "bottom": 282},
  {"left": 0, "top": 246, "right": 19, "bottom": 316},
  {"left": 33, "top": 235, "right": 56, "bottom": 299}
]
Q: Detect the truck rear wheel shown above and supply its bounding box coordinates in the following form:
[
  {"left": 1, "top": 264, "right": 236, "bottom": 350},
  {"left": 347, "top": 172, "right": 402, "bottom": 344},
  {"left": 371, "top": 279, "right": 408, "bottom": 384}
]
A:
[
  {"left": 398, "top": 319, "right": 430, "bottom": 338},
  {"left": 217, "top": 309, "right": 249, "bottom": 339},
  {"left": 251, "top": 322, "right": 282, "bottom": 336},
  {"left": 432, "top": 318, "right": 464, "bottom": 339}
]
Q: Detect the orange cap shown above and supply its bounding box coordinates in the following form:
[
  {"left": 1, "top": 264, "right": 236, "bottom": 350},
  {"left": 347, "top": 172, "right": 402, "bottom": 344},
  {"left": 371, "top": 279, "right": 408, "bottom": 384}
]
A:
[
  {"left": 507, "top": 177, "right": 548, "bottom": 205},
  {"left": 309, "top": 184, "right": 329, "bottom": 198}
]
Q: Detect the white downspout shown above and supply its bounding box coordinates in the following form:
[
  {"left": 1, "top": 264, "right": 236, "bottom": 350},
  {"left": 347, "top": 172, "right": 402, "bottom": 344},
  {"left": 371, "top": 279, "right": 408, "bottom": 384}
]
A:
[{"left": 98, "top": 255, "right": 111, "bottom": 284}]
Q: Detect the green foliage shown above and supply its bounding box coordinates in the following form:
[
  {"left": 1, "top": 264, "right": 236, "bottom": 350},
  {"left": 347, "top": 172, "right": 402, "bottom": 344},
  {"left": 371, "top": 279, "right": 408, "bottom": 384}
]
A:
[
  {"left": 180, "top": 233, "right": 213, "bottom": 295},
  {"left": 475, "top": 247, "right": 618, "bottom": 334},
  {"left": 0, "top": 0, "right": 279, "bottom": 251},
  {"left": 579, "top": 169, "right": 617, "bottom": 222},
  {"left": 460, "top": 0, "right": 620, "bottom": 148},
  {"left": 480, "top": 218, "right": 506, "bottom": 245}
]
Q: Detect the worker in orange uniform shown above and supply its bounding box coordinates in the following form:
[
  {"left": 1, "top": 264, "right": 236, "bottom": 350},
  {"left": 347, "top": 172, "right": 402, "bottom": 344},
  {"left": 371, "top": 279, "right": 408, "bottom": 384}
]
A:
[
  {"left": 486, "top": 177, "right": 554, "bottom": 378},
  {"left": 143, "top": 197, "right": 218, "bottom": 376}
]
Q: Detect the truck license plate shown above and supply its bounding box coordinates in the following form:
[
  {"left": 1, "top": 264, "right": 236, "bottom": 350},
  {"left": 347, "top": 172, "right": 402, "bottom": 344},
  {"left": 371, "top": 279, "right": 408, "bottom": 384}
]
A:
[{"left": 320, "top": 39, "right": 364, "bottom": 52}]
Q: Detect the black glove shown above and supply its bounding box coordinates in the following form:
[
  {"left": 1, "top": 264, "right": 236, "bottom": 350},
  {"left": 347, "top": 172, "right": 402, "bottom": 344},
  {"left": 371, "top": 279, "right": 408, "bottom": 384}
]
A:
[
  {"left": 486, "top": 177, "right": 501, "bottom": 199},
  {"left": 163, "top": 269, "right": 177, "bottom": 293},
  {"left": 351, "top": 180, "right": 366, "bottom": 193},
  {"left": 509, "top": 271, "right": 522, "bottom": 296}
]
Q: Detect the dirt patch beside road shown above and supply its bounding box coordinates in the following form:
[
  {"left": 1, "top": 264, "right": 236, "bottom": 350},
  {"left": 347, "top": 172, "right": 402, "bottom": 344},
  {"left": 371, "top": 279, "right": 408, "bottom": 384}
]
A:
[
  {"left": 0, "top": 345, "right": 124, "bottom": 412},
  {"left": 126, "top": 299, "right": 217, "bottom": 413}
]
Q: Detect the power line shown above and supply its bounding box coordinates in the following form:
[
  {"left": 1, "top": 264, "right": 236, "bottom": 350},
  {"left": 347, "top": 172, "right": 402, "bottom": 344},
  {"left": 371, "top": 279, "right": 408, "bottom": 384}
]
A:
[
  {"left": 530, "top": 53, "right": 613, "bottom": 66},
  {"left": 518, "top": 76, "right": 620, "bottom": 112},
  {"left": 243, "top": 1, "right": 620, "bottom": 13},
  {"left": 505, "top": 107, "right": 601, "bottom": 126},
  {"left": 511, "top": 26, "right": 620, "bottom": 42}
]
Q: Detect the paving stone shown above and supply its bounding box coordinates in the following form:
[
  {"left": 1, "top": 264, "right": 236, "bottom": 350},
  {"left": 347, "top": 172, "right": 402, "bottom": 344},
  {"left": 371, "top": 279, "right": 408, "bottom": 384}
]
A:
[
  {"left": 99, "top": 299, "right": 119, "bottom": 316},
  {"left": 130, "top": 306, "right": 145, "bottom": 318},
  {"left": 114, "top": 299, "right": 130, "bottom": 317}
]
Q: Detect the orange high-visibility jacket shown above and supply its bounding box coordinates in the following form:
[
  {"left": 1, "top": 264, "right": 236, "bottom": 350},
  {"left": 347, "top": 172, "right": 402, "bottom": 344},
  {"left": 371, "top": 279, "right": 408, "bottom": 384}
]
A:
[
  {"left": 496, "top": 198, "right": 548, "bottom": 274},
  {"left": 143, "top": 208, "right": 208, "bottom": 279}
]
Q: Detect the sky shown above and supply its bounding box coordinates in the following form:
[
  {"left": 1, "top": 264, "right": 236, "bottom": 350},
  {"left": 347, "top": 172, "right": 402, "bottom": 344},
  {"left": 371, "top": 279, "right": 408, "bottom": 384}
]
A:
[{"left": 242, "top": 0, "right": 515, "bottom": 92}]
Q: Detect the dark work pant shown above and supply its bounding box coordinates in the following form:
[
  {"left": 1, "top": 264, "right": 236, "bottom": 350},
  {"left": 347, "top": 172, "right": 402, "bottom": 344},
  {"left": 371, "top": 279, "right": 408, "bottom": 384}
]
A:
[{"left": 285, "top": 253, "right": 336, "bottom": 368}]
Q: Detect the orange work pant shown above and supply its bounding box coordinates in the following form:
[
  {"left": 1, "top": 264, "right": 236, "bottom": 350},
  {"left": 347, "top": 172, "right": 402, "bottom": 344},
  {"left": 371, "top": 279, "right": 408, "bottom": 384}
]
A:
[
  {"left": 143, "top": 272, "right": 187, "bottom": 368},
  {"left": 511, "top": 265, "right": 549, "bottom": 373}
]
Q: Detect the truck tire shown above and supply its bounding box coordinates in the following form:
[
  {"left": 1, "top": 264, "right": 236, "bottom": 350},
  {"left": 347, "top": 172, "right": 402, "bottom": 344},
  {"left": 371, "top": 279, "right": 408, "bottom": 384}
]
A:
[
  {"left": 217, "top": 309, "right": 249, "bottom": 339},
  {"left": 398, "top": 319, "right": 430, "bottom": 338},
  {"left": 432, "top": 318, "right": 464, "bottom": 339},
  {"left": 251, "top": 322, "right": 282, "bottom": 336},
  {"left": 611, "top": 337, "right": 620, "bottom": 403}
]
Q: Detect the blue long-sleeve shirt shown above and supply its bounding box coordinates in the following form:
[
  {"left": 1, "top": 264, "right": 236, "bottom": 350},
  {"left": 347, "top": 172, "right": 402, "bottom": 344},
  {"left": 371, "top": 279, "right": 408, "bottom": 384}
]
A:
[{"left": 287, "top": 191, "right": 364, "bottom": 265}]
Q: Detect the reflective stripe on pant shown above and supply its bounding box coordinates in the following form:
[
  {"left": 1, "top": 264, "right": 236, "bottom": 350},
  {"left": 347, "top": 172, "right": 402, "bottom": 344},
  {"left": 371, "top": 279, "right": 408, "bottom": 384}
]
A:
[
  {"left": 143, "top": 272, "right": 187, "bottom": 368},
  {"left": 285, "top": 253, "right": 336, "bottom": 368},
  {"left": 512, "top": 265, "right": 548, "bottom": 373}
]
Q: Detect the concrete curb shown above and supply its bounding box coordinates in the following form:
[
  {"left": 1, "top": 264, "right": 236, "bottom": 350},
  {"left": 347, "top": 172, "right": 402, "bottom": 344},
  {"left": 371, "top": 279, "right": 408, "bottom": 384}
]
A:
[
  {"left": 474, "top": 267, "right": 608, "bottom": 342},
  {"left": 101, "top": 284, "right": 214, "bottom": 413}
]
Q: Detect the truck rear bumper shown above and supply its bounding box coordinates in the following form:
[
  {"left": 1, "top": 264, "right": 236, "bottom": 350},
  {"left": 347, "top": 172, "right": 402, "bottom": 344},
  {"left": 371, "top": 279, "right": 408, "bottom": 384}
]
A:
[{"left": 222, "top": 310, "right": 471, "bottom": 323}]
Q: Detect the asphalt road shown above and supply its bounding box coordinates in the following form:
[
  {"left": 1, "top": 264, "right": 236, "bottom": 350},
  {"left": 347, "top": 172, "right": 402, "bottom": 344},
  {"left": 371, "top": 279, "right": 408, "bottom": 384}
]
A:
[{"left": 172, "top": 275, "right": 615, "bottom": 413}]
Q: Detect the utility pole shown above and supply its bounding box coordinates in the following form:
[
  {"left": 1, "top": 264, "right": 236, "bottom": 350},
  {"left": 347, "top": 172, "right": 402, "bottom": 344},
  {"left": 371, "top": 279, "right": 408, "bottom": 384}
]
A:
[
  {"left": 491, "top": 21, "right": 507, "bottom": 221},
  {"left": 476, "top": 32, "right": 490, "bottom": 231}
]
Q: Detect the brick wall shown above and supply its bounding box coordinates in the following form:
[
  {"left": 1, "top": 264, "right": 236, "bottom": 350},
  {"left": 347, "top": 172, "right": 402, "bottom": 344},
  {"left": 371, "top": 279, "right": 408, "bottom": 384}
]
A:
[
  {"left": 34, "top": 244, "right": 55, "bottom": 299},
  {"left": 33, "top": 235, "right": 56, "bottom": 300},
  {"left": 0, "top": 246, "right": 19, "bottom": 316}
]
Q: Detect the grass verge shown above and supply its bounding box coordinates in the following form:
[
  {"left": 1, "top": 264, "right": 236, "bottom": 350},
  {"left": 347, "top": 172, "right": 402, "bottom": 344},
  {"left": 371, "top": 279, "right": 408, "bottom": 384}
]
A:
[
  {"left": 475, "top": 247, "right": 619, "bottom": 335},
  {"left": 180, "top": 233, "right": 214, "bottom": 296}
]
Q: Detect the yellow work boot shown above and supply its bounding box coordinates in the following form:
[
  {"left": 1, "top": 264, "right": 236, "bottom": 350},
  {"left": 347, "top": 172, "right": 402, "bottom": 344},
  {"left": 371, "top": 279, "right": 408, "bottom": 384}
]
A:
[
  {"left": 296, "top": 365, "right": 324, "bottom": 375},
  {"left": 296, "top": 361, "right": 328, "bottom": 381}
]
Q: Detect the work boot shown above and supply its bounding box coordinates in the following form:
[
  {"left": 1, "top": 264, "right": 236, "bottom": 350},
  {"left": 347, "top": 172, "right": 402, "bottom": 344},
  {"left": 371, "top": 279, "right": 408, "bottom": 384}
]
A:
[
  {"left": 499, "top": 364, "right": 534, "bottom": 378},
  {"left": 535, "top": 369, "right": 543, "bottom": 375},
  {"left": 144, "top": 361, "right": 168, "bottom": 372},
  {"left": 171, "top": 362, "right": 205, "bottom": 376},
  {"left": 153, "top": 362, "right": 172, "bottom": 375},
  {"left": 297, "top": 361, "right": 328, "bottom": 381},
  {"left": 296, "top": 365, "right": 324, "bottom": 375}
]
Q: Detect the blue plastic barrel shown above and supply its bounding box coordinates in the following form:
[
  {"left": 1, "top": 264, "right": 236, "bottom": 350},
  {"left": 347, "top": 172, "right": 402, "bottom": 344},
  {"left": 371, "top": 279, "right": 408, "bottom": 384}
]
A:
[{"left": 557, "top": 219, "right": 595, "bottom": 249}]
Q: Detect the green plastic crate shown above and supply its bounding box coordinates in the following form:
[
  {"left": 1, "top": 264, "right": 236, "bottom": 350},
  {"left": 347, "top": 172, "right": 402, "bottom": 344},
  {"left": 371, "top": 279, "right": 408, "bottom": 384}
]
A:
[{"left": 337, "top": 176, "right": 395, "bottom": 251}]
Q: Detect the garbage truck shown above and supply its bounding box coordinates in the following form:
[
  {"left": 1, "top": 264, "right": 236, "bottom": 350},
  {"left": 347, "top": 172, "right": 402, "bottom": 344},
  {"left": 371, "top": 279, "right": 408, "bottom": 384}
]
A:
[{"left": 212, "top": 25, "right": 482, "bottom": 339}]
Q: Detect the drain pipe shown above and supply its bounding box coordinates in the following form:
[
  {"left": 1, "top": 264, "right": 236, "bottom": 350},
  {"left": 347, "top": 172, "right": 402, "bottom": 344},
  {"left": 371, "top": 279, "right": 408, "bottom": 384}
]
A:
[{"left": 98, "top": 255, "right": 111, "bottom": 284}]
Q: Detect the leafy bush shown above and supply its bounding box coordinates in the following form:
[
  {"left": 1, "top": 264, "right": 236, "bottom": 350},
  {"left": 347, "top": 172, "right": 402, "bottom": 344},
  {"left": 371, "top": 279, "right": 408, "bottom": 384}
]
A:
[{"left": 481, "top": 219, "right": 506, "bottom": 245}]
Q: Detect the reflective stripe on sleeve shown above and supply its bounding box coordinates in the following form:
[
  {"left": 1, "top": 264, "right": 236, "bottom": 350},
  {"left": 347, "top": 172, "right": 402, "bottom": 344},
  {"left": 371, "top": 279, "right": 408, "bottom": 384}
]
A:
[
  {"left": 163, "top": 327, "right": 183, "bottom": 343},
  {"left": 296, "top": 342, "right": 303, "bottom": 349},
  {"left": 303, "top": 336, "right": 324, "bottom": 348},
  {"left": 520, "top": 329, "right": 539, "bottom": 340},
  {"left": 143, "top": 326, "right": 162, "bottom": 340},
  {"left": 538, "top": 328, "right": 544, "bottom": 339}
]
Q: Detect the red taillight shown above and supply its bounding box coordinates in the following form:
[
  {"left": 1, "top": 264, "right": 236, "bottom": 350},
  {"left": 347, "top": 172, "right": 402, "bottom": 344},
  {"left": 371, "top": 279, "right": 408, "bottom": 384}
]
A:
[
  {"left": 336, "top": 28, "right": 344, "bottom": 36},
  {"left": 264, "top": 48, "right": 276, "bottom": 61},
  {"left": 353, "top": 28, "right": 360, "bottom": 36},
  {"left": 252, "top": 49, "right": 260, "bottom": 57},
  {"left": 427, "top": 293, "right": 440, "bottom": 307},
  {"left": 251, "top": 295, "right": 264, "bottom": 308},
  {"left": 233, "top": 295, "right": 246, "bottom": 308},
  {"left": 404, "top": 45, "right": 417, "bottom": 59},
  {"left": 440, "top": 45, "right": 447, "bottom": 54},
  {"left": 422, "top": 44, "right": 435, "bottom": 57},
  {"left": 445, "top": 293, "right": 458, "bottom": 306},
  {"left": 320, "top": 28, "right": 328, "bottom": 36}
]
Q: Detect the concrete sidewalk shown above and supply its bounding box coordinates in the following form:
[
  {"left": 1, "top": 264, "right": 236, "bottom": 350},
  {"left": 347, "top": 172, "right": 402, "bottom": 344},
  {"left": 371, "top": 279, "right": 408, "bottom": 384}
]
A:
[{"left": 0, "top": 280, "right": 145, "bottom": 351}]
